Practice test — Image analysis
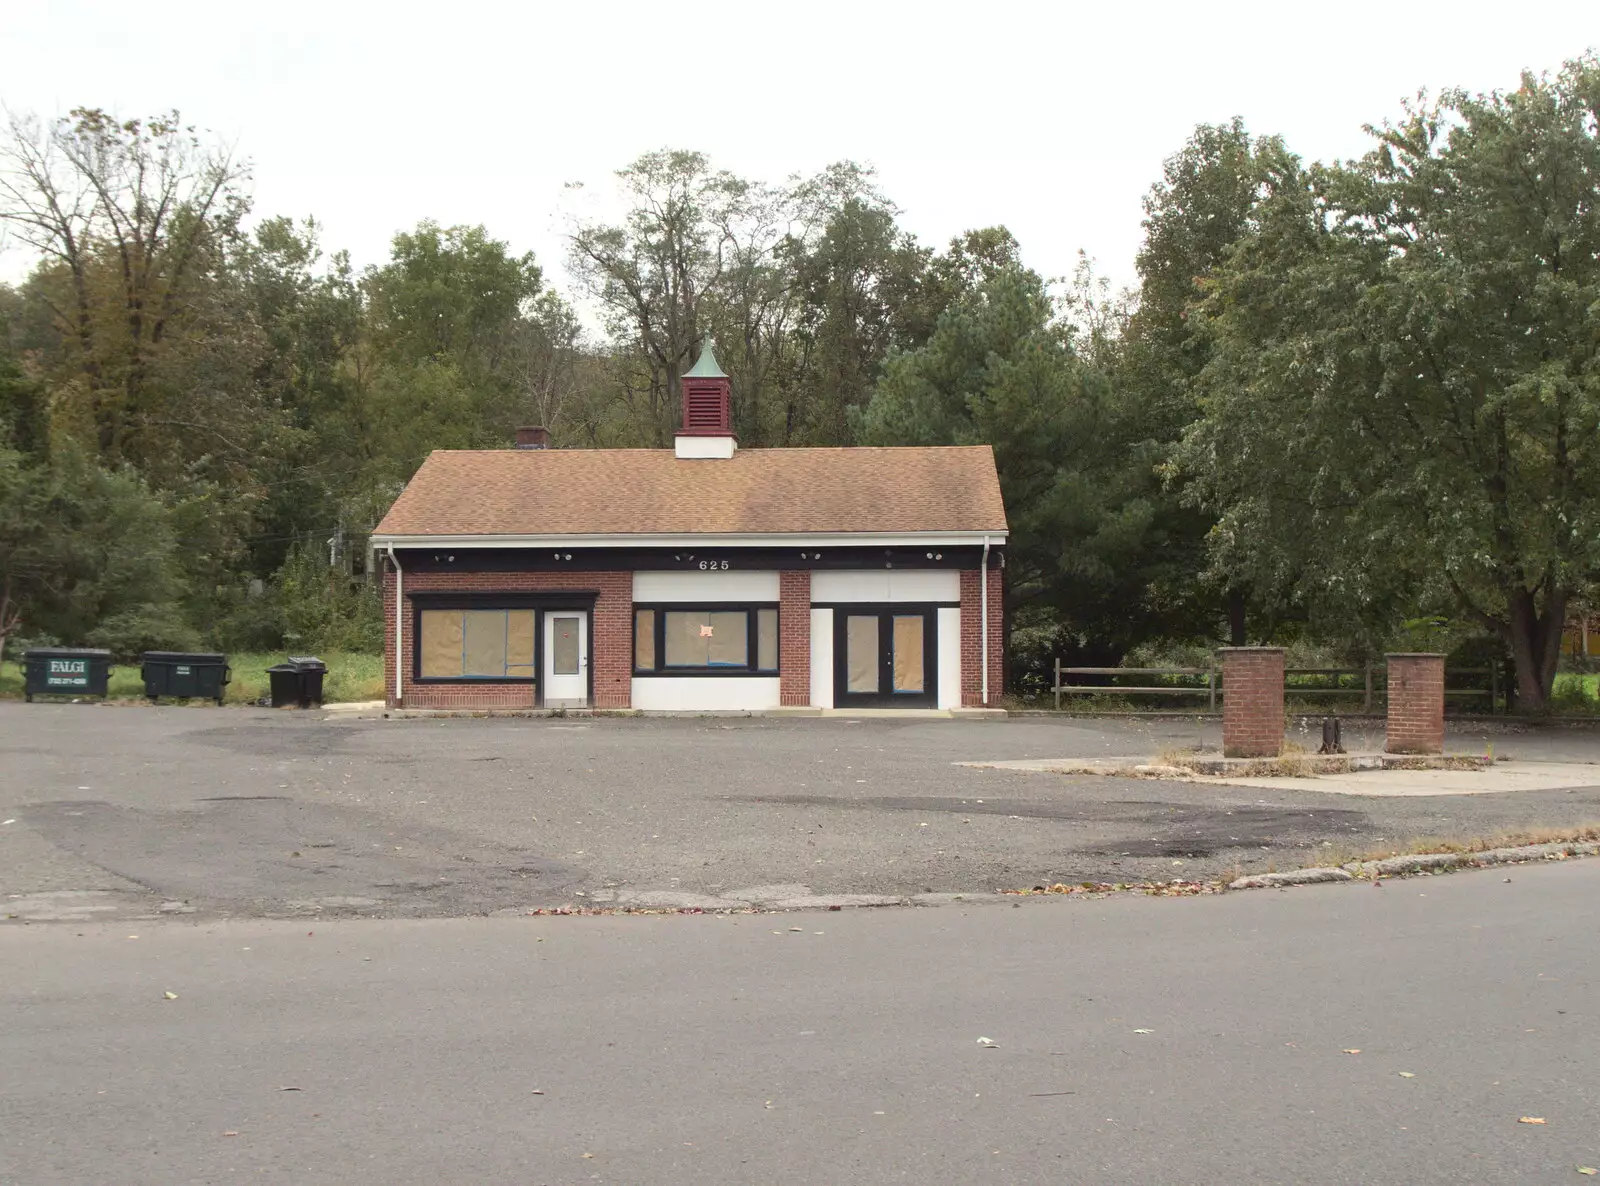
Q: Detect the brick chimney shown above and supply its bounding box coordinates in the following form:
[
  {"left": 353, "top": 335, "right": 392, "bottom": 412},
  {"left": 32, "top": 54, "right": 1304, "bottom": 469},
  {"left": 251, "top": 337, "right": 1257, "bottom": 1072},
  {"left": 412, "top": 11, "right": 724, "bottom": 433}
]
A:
[
  {"left": 514, "top": 426, "right": 550, "bottom": 449},
  {"left": 675, "top": 335, "right": 735, "bottom": 459}
]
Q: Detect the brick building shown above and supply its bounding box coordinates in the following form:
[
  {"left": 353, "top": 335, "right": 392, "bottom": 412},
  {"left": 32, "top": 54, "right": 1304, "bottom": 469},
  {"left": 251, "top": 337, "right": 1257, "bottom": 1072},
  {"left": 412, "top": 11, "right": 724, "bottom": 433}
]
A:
[{"left": 369, "top": 340, "right": 1007, "bottom": 713}]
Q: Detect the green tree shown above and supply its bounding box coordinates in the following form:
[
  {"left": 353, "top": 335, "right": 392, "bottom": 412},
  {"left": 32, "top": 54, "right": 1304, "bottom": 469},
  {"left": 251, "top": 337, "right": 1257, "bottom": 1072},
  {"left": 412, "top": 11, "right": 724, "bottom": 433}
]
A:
[
  {"left": 1182, "top": 56, "right": 1600, "bottom": 708},
  {"left": 0, "top": 444, "right": 189, "bottom": 659},
  {"left": 855, "top": 266, "right": 1172, "bottom": 669},
  {"left": 1119, "top": 119, "right": 1287, "bottom": 644},
  {"left": 0, "top": 108, "right": 251, "bottom": 466}
]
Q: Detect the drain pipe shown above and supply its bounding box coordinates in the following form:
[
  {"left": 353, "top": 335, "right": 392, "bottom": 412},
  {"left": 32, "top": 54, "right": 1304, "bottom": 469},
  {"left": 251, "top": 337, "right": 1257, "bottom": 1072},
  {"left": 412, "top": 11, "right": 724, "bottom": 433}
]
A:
[
  {"left": 980, "top": 534, "right": 991, "bottom": 706},
  {"left": 386, "top": 544, "right": 403, "bottom": 706}
]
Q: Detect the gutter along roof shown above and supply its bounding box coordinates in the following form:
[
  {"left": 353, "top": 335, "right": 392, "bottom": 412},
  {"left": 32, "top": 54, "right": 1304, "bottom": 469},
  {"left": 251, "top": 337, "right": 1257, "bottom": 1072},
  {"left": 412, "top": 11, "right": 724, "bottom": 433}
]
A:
[{"left": 373, "top": 446, "right": 1009, "bottom": 541}]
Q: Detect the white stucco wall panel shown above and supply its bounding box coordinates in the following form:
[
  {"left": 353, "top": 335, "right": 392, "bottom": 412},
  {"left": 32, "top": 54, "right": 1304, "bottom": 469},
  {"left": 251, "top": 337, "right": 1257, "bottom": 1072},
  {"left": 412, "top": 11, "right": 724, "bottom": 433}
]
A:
[
  {"left": 630, "top": 677, "right": 781, "bottom": 711},
  {"left": 632, "top": 570, "right": 780, "bottom": 602},
  {"left": 810, "top": 570, "right": 960, "bottom": 604},
  {"left": 938, "top": 606, "right": 961, "bottom": 710},
  {"left": 810, "top": 608, "right": 833, "bottom": 708}
]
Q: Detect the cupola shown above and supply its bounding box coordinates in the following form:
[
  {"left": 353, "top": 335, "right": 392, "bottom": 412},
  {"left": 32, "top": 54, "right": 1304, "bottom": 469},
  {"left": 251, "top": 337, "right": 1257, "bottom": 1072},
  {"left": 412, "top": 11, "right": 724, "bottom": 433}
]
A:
[{"left": 675, "top": 335, "right": 735, "bottom": 459}]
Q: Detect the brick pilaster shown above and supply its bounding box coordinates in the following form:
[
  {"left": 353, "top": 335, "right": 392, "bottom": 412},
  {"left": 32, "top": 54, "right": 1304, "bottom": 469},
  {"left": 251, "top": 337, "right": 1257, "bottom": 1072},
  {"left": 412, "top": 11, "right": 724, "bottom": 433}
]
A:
[
  {"left": 1221, "top": 647, "right": 1285, "bottom": 758},
  {"left": 779, "top": 570, "right": 811, "bottom": 706},
  {"left": 959, "top": 567, "right": 1004, "bottom": 707},
  {"left": 1386, "top": 653, "right": 1445, "bottom": 754}
]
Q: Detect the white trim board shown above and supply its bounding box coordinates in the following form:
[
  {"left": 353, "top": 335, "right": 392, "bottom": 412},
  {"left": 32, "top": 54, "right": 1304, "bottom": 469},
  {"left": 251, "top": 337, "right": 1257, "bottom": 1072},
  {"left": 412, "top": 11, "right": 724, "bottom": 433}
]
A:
[{"left": 372, "top": 531, "right": 1006, "bottom": 549}]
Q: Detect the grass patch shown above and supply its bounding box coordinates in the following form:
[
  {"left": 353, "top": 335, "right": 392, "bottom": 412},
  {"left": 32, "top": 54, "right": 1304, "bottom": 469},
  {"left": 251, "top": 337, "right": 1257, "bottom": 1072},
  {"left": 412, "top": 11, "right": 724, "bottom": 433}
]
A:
[
  {"left": 1314, "top": 822, "right": 1600, "bottom": 868},
  {"left": 0, "top": 652, "right": 384, "bottom": 705}
]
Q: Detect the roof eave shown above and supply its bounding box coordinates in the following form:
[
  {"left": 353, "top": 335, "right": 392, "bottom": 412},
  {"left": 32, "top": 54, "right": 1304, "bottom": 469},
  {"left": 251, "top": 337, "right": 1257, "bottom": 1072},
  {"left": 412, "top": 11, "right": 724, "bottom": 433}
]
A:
[{"left": 370, "top": 529, "right": 1008, "bottom": 549}]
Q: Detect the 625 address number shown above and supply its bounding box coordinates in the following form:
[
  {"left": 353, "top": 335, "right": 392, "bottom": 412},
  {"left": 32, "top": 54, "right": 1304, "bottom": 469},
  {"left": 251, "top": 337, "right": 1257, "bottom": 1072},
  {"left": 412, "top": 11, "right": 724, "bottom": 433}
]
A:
[{"left": 696, "top": 559, "right": 731, "bottom": 570}]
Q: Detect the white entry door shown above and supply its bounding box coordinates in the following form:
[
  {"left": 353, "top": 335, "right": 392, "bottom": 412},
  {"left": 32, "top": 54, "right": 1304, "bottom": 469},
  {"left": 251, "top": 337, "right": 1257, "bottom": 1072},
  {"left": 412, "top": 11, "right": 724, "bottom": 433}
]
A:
[{"left": 542, "top": 612, "right": 588, "bottom": 706}]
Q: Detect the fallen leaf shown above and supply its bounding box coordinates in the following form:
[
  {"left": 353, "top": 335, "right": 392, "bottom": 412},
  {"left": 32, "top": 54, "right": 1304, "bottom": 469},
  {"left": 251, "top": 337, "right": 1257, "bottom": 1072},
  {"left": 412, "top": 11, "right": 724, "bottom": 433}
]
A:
[
  {"left": 1576, "top": 1168, "right": 1596, "bottom": 1176},
  {"left": 223, "top": 1131, "right": 238, "bottom": 1137},
  {"left": 1398, "top": 1072, "right": 1416, "bottom": 1078},
  {"left": 977, "top": 1037, "right": 998, "bottom": 1047},
  {"left": 1519, "top": 1116, "right": 1547, "bottom": 1125},
  {"left": 530, "top": 1090, "right": 544, "bottom": 1095},
  {"left": 1133, "top": 1029, "right": 1154, "bottom": 1034},
  {"left": 1342, "top": 1049, "right": 1361, "bottom": 1055},
  {"left": 581, "top": 1152, "right": 595, "bottom": 1158},
  {"left": 278, "top": 1086, "right": 302, "bottom": 1092},
  {"left": 163, "top": 991, "right": 178, "bottom": 1000}
]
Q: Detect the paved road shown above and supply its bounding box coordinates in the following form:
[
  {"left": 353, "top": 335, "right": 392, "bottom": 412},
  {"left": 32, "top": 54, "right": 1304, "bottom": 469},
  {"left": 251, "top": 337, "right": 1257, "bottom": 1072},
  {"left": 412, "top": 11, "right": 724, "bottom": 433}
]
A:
[
  {"left": 4, "top": 703, "right": 1600, "bottom": 920},
  {"left": 3, "top": 860, "right": 1596, "bottom": 1184}
]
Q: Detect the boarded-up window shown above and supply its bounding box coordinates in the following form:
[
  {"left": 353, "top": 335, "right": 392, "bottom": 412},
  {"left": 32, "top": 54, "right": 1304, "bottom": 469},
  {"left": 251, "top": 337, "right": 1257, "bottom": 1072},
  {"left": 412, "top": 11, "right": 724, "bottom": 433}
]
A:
[
  {"left": 419, "top": 611, "right": 465, "bottom": 678},
  {"left": 634, "top": 610, "right": 655, "bottom": 670},
  {"left": 757, "top": 609, "right": 778, "bottom": 671},
  {"left": 846, "top": 615, "right": 879, "bottom": 693},
  {"left": 417, "top": 609, "right": 535, "bottom": 679},
  {"left": 664, "top": 610, "right": 748, "bottom": 667},
  {"left": 892, "top": 615, "right": 924, "bottom": 693},
  {"left": 506, "top": 612, "right": 536, "bottom": 677},
  {"left": 463, "top": 610, "right": 507, "bottom": 676}
]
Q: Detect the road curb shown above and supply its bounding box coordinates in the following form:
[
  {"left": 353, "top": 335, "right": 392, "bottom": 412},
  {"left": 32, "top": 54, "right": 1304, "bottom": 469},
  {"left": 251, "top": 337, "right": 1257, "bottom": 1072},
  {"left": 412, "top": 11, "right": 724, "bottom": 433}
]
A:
[{"left": 1230, "top": 839, "right": 1600, "bottom": 890}]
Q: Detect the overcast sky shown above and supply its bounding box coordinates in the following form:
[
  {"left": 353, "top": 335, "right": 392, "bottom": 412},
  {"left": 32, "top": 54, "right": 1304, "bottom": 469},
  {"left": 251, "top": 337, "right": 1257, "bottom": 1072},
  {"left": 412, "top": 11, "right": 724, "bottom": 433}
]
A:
[{"left": 4, "top": 1, "right": 1596, "bottom": 304}]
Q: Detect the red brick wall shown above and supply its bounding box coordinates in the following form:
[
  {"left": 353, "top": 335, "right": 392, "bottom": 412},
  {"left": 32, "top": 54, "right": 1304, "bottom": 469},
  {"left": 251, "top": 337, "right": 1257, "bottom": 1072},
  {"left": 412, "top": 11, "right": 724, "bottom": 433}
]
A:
[
  {"left": 1386, "top": 653, "right": 1445, "bottom": 754},
  {"left": 779, "top": 570, "right": 811, "bottom": 706},
  {"left": 1221, "top": 647, "right": 1285, "bottom": 758},
  {"left": 382, "top": 564, "right": 631, "bottom": 710},
  {"left": 959, "top": 567, "right": 1004, "bottom": 707}
]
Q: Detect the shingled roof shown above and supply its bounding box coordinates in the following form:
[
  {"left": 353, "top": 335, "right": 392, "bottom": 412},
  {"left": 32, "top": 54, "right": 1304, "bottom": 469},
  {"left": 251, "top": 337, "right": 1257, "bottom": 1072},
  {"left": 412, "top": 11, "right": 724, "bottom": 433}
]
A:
[{"left": 373, "top": 446, "right": 1007, "bottom": 539}]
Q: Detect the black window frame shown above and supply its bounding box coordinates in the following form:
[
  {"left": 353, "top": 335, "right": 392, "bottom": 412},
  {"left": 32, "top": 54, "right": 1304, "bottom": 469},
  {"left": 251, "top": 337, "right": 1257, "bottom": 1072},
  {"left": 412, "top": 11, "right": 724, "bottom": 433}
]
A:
[
  {"left": 632, "top": 603, "right": 780, "bottom": 678},
  {"left": 408, "top": 591, "right": 598, "bottom": 686}
]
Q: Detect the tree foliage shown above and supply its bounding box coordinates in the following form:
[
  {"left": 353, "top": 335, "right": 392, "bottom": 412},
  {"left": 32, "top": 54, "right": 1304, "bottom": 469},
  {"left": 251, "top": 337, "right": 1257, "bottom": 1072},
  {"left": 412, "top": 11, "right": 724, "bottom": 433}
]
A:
[
  {"left": 0, "top": 60, "right": 1595, "bottom": 708},
  {"left": 1181, "top": 56, "right": 1600, "bottom": 706}
]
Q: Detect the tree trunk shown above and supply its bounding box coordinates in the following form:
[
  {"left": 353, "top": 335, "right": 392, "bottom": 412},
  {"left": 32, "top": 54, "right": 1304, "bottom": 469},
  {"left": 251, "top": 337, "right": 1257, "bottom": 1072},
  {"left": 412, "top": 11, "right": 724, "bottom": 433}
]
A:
[
  {"left": 1226, "top": 587, "right": 1247, "bottom": 647},
  {"left": 1504, "top": 585, "right": 1568, "bottom": 711}
]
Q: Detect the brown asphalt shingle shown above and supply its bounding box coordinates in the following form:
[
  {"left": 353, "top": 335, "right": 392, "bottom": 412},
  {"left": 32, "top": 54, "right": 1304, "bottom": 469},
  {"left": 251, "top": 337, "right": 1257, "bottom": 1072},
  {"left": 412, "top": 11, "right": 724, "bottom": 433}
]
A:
[{"left": 373, "top": 446, "right": 1007, "bottom": 537}]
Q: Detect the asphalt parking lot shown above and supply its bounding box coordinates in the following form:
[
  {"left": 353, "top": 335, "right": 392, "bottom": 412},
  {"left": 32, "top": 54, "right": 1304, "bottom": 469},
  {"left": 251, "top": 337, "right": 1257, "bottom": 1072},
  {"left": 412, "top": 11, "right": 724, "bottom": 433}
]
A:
[{"left": 4, "top": 704, "right": 1600, "bottom": 921}]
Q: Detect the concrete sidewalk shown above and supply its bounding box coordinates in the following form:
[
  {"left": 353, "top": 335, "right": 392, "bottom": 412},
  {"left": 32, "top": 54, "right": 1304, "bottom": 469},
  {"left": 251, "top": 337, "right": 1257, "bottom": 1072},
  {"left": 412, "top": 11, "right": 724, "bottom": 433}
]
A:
[
  {"left": 966, "top": 755, "right": 1600, "bottom": 797},
  {"left": 1207, "top": 760, "right": 1600, "bottom": 797}
]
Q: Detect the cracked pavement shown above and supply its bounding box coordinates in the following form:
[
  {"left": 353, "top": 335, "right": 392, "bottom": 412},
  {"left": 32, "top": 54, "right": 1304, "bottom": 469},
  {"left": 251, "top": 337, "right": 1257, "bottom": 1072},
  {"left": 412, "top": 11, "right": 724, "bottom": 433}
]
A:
[{"left": 4, "top": 702, "right": 1600, "bottom": 921}]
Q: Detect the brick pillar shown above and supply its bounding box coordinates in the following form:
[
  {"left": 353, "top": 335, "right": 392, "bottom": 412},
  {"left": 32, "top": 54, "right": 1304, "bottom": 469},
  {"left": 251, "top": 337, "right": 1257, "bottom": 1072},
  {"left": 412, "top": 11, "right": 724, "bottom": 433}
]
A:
[
  {"left": 779, "top": 570, "right": 811, "bottom": 706},
  {"left": 1386, "top": 653, "right": 1445, "bottom": 754},
  {"left": 1221, "top": 647, "right": 1285, "bottom": 758},
  {"left": 960, "top": 567, "right": 1004, "bottom": 707}
]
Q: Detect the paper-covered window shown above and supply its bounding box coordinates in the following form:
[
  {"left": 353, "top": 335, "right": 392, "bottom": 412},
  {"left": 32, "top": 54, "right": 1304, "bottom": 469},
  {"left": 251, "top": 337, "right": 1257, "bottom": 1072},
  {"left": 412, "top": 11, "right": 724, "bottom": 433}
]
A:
[
  {"left": 633, "top": 606, "right": 779, "bottom": 674},
  {"left": 664, "top": 610, "right": 748, "bottom": 667},
  {"left": 418, "top": 609, "right": 535, "bottom": 679}
]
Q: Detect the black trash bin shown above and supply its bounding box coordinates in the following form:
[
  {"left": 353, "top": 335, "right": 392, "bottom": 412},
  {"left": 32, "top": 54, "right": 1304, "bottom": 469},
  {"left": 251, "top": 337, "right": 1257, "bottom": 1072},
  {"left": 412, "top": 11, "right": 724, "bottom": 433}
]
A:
[
  {"left": 288, "top": 656, "right": 327, "bottom": 708},
  {"left": 141, "top": 652, "right": 231, "bottom": 705},
  {"left": 268, "top": 656, "right": 327, "bottom": 709},
  {"left": 22, "top": 648, "right": 113, "bottom": 702},
  {"left": 266, "top": 663, "right": 300, "bottom": 708}
]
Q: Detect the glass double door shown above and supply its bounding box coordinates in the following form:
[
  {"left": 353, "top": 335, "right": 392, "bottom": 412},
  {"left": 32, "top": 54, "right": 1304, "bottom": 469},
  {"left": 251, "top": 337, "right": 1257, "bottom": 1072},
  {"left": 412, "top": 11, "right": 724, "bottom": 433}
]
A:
[{"left": 834, "top": 606, "right": 937, "bottom": 708}]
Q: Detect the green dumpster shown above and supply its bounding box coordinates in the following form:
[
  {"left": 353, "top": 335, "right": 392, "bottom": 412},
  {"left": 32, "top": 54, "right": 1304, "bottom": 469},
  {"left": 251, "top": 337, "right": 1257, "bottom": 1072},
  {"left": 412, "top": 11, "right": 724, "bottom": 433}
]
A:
[
  {"left": 23, "top": 648, "right": 113, "bottom": 702},
  {"left": 141, "top": 652, "right": 231, "bottom": 705}
]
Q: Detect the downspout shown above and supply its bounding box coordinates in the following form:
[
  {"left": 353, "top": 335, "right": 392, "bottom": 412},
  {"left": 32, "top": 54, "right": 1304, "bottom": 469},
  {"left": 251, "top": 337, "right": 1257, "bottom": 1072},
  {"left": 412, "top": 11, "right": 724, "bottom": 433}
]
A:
[
  {"left": 387, "top": 544, "right": 403, "bottom": 706},
  {"left": 980, "top": 535, "right": 990, "bottom": 706}
]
